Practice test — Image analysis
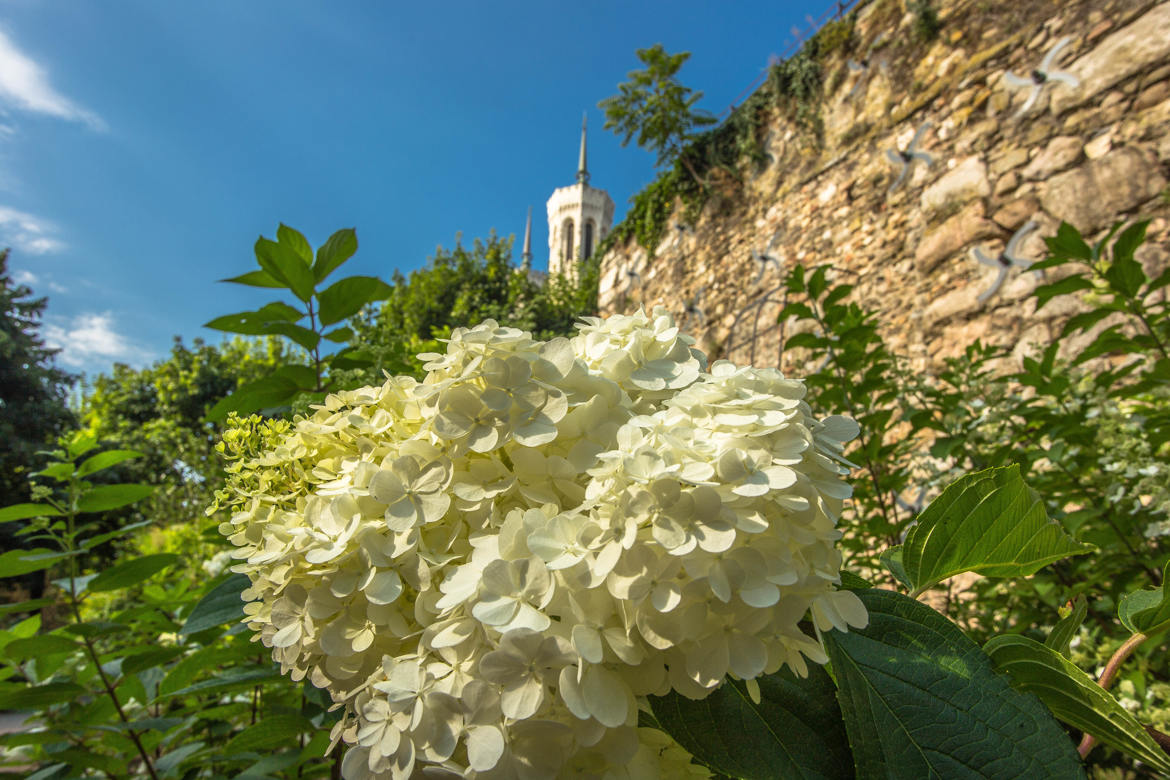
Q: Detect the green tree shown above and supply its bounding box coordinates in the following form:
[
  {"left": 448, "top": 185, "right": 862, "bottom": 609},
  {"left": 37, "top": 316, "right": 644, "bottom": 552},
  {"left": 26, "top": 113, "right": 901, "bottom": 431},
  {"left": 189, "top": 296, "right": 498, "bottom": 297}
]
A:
[
  {"left": 351, "top": 231, "right": 595, "bottom": 379},
  {"left": 598, "top": 43, "right": 717, "bottom": 180},
  {"left": 0, "top": 250, "right": 76, "bottom": 508}
]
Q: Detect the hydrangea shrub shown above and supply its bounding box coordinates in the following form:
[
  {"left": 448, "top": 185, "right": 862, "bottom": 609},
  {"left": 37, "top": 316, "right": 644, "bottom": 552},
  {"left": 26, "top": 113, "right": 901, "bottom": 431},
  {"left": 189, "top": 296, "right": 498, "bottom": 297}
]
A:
[{"left": 214, "top": 308, "right": 866, "bottom": 778}]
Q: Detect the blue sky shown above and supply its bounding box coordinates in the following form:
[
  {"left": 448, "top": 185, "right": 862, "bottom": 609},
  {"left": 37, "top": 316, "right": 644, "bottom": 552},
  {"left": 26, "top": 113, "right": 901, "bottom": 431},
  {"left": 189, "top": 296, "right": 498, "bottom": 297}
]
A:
[{"left": 0, "top": 0, "right": 822, "bottom": 378}]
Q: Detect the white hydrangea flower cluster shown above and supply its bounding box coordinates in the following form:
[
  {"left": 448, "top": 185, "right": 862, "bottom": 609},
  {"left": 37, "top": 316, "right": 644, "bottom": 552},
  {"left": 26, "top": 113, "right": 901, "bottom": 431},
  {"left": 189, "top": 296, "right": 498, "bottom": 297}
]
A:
[{"left": 217, "top": 308, "right": 866, "bottom": 779}]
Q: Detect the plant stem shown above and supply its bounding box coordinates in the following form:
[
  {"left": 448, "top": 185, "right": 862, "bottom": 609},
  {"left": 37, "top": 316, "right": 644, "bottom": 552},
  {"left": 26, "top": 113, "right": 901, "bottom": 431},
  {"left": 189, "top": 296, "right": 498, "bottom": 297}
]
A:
[
  {"left": 1077, "top": 631, "right": 1148, "bottom": 760},
  {"left": 307, "top": 298, "right": 324, "bottom": 392}
]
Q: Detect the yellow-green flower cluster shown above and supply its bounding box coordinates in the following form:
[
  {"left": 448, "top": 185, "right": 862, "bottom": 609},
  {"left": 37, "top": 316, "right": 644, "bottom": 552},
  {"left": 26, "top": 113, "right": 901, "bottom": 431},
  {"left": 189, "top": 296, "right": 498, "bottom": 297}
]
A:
[{"left": 216, "top": 308, "right": 866, "bottom": 779}]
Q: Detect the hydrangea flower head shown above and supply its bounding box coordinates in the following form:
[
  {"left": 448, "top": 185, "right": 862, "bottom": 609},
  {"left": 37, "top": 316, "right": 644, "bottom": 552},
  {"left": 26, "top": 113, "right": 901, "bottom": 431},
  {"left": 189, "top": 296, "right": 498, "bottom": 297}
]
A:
[{"left": 215, "top": 307, "right": 866, "bottom": 779}]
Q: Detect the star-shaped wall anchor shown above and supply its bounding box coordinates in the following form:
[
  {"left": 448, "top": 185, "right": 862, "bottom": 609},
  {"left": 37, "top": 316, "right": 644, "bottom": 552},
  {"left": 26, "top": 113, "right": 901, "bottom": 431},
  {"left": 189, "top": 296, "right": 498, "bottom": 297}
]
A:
[
  {"left": 886, "top": 121, "right": 934, "bottom": 193},
  {"left": 750, "top": 229, "right": 785, "bottom": 285},
  {"left": 1003, "top": 36, "right": 1079, "bottom": 118},
  {"left": 970, "top": 220, "right": 1039, "bottom": 304},
  {"left": 846, "top": 56, "right": 888, "bottom": 99}
]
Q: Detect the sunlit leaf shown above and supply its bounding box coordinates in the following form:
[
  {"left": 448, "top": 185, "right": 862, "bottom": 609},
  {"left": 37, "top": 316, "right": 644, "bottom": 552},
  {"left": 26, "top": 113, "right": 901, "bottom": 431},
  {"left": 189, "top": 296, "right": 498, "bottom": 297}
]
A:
[
  {"left": 986, "top": 634, "right": 1170, "bottom": 773},
  {"left": 901, "top": 465, "right": 1094, "bottom": 596},
  {"left": 313, "top": 227, "right": 358, "bottom": 282},
  {"left": 827, "top": 590, "right": 1085, "bottom": 778},
  {"left": 220, "top": 269, "right": 283, "bottom": 288},
  {"left": 77, "top": 484, "right": 154, "bottom": 513},
  {"left": 0, "top": 548, "right": 58, "bottom": 577},
  {"left": 277, "top": 223, "right": 313, "bottom": 265},
  {"left": 1045, "top": 595, "right": 1088, "bottom": 656},
  {"left": 181, "top": 573, "right": 249, "bottom": 635},
  {"left": 0, "top": 503, "right": 63, "bottom": 523},
  {"left": 0, "top": 681, "right": 87, "bottom": 709},
  {"left": 317, "top": 276, "right": 393, "bottom": 326},
  {"left": 1118, "top": 561, "right": 1170, "bottom": 636},
  {"left": 88, "top": 553, "right": 179, "bottom": 592},
  {"left": 76, "top": 449, "right": 143, "bottom": 478},
  {"left": 223, "top": 714, "right": 313, "bottom": 755},
  {"left": 255, "top": 236, "right": 315, "bottom": 302}
]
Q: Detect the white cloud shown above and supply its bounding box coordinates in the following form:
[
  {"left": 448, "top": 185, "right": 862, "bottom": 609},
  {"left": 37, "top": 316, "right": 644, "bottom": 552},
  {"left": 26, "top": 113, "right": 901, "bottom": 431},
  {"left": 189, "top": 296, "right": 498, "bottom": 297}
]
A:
[
  {"left": 0, "top": 27, "right": 104, "bottom": 130},
  {"left": 43, "top": 311, "right": 149, "bottom": 372},
  {"left": 0, "top": 205, "right": 65, "bottom": 253},
  {"left": 12, "top": 267, "right": 36, "bottom": 285}
]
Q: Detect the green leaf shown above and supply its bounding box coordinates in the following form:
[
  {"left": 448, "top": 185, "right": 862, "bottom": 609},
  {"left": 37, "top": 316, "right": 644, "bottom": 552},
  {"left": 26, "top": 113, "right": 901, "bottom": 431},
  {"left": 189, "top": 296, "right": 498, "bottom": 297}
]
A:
[
  {"left": 181, "top": 573, "right": 249, "bottom": 635},
  {"left": 206, "top": 374, "right": 302, "bottom": 421},
  {"left": 262, "top": 321, "right": 321, "bottom": 352},
  {"left": 0, "top": 598, "right": 53, "bottom": 616},
  {"left": 81, "top": 519, "right": 153, "bottom": 550},
  {"left": 901, "top": 465, "right": 1094, "bottom": 596},
  {"left": 1118, "top": 561, "right": 1170, "bottom": 636},
  {"left": 0, "top": 548, "right": 57, "bottom": 577},
  {"left": 323, "top": 325, "right": 354, "bottom": 343},
  {"left": 37, "top": 461, "right": 74, "bottom": 480},
  {"left": 0, "top": 681, "right": 87, "bottom": 709},
  {"left": 317, "top": 276, "right": 393, "bottom": 326},
  {"left": 5, "top": 634, "right": 81, "bottom": 660},
  {"left": 163, "top": 668, "right": 282, "bottom": 698},
  {"left": 221, "top": 269, "right": 283, "bottom": 288},
  {"left": 255, "top": 236, "right": 315, "bottom": 302},
  {"left": 827, "top": 589, "right": 1086, "bottom": 779},
  {"left": 66, "top": 431, "right": 99, "bottom": 459},
  {"left": 1104, "top": 255, "right": 1147, "bottom": 299},
  {"left": 88, "top": 553, "right": 179, "bottom": 592},
  {"left": 879, "top": 546, "right": 911, "bottom": 590},
  {"left": 650, "top": 666, "right": 852, "bottom": 779},
  {"left": 839, "top": 570, "right": 871, "bottom": 591},
  {"left": 1033, "top": 275, "right": 1092, "bottom": 311},
  {"left": 1059, "top": 309, "right": 1112, "bottom": 338},
  {"left": 277, "top": 223, "right": 313, "bottom": 265},
  {"left": 785, "top": 332, "right": 826, "bottom": 351},
  {"left": 327, "top": 346, "right": 375, "bottom": 370},
  {"left": 985, "top": 634, "right": 1170, "bottom": 773},
  {"left": 1111, "top": 220, "right": 1148, "bottom": 265},
  {"left": 1045, "top": 595, "right": 1088, "bottom": 656},
  {"left": 155, "top": 741, "right": 205, "bottom": 776},
  {"left": 313, "top": 227, "right": 358, "bottom": 282},
  {"left": 0, "top": 503, "right": 63, "bottom": 523},
  {"left": 120, "top": 646, "right": 186, "bottom": 675},
  {"left": 1045, "top": 222, "right": 1092, "bottom": 261},
  {"left": 77, "top": 483, "right": 154, "bottom": 513},
  {"left": 224, "top": 714, "right": 313, "bottom": 755},
  {"left": 76, "top": 449, "right": 143, "bottom": 478}
]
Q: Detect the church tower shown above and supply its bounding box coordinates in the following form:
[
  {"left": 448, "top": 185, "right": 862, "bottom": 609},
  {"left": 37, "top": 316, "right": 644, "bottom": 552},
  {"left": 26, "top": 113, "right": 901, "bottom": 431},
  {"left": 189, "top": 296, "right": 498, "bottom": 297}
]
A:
[{"left": 546, "top": 114, "right": 615, "bottom": 281}]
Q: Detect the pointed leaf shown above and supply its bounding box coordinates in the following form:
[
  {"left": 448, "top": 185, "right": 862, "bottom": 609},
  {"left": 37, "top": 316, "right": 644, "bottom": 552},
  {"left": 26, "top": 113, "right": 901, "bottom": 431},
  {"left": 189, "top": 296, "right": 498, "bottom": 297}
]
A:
[
  {"left": 839, "top": 571, "right": 871, "bottom": 591},
  {"left": 1111, "top": 220, "right": 1148, "bottom": 265},
  {"left": 901, "top": 465, "right": 1094, "bottom": 596},
  {"left": 5, "top": 634, "right": 81, "bottom": 661},
  {"left": 1045, "top": 222, "right": 1092, "bottom": 261},
  {"left": 77, "top": 484, "right": 154, "bottom": 513},
  {"left": 181, "top": 573, "right": 249, "bottom": 635},
  {"left": 317, "top": 276, "right": 393, "bottom": 326},
  {"left": 223, "top": 714, "right": 313, "bottom": 755},
  {"left": 261, "top": 321, "right": 320, "bottom": 352},
  {"left": 1045, "top": 595, "right": 1088, "bottom": 656},
  {"left": 205, "top": 374, "right": 302, "bottom": 422},
  {"left": 77, "top": 449, "right": 143, "bottom": 478},
  {"left": 313, "top": 227, "right": 358, "bottom": 282},
  {"left": 0, "top": 681, "right": 87, "bottom": 709},
  {"left": 985, "top": 634, "right": 1170, "bottom": 773},
  {"left": 1118, "top": 561, "right": 1170, "bottom": 636},
  {"left": 255, "top": 236, "right": 315, "bottom": 302},
  {"left": 88, "top": 553, "right": 179, "bottom": 592},
  {"left": 277, "top": 223, "right": 313, "bottom": 264},
  {"left": 120, "top": 646, "right": 185, "bottom": 675},
  {"left": 323, "top": 325, "right": 354, "bottom": 343},
  {"left": 0, "top": 548, "right": 57, "bottom": 577},
  {"left": 1033, "top": 276, "right": 1092, "bottom": 311},
  {"left": 650, "top": 666, "right": 852, "bottom": 779},
  {"left": 221, "top": 269, "right": 283, "bottom": 288},
  {"left": 82, "top": 519, "right": 154, "bottom": 550},
  {"left": 826, "top": 589, "right": 1086, "bottom": 779},
  {"left": 0, "top": 504, "right": 63, "bottom": 523},
  {"left": 879, "top": 546, "right": 911, "bottom": 590}
]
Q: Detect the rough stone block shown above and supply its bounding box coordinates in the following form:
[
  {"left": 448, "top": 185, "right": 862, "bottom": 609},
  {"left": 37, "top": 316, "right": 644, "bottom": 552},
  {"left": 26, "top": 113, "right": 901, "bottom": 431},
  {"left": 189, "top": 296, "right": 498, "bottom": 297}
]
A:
[
  {"left": 921, "top": 156, "right": 991, "bottom": 215},
  {"left": 1022, "top": 136, "right": 1083, "bottom": 180},
  {"left": 915, "top": 202, "right": 999, "bottom": 273},
  {"left": 1039, "top": 147, "right": 1167, "bottom": 232}
]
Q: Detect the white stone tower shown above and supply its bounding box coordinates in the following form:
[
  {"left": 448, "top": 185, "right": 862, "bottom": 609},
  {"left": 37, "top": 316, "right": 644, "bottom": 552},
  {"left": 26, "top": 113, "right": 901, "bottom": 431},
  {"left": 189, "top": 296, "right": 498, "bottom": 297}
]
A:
[{"left": 546, "top": 114, "right": 615, "bottom": 281}]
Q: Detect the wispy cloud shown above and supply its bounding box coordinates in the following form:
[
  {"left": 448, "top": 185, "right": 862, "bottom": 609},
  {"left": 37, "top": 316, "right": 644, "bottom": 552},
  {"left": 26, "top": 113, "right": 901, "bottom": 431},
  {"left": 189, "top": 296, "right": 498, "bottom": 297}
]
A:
[
  {"left": 0, "top": 27, "right": 104, "bottom": 130},
  {"left": 0, "top": 205, "right": 65, "bottom": 253},
  {"left": 43, "top": 311, "right": 150, "bottom": 372},
  {"left": 12, "top": 266, "right": 66, "bottom": 293}
]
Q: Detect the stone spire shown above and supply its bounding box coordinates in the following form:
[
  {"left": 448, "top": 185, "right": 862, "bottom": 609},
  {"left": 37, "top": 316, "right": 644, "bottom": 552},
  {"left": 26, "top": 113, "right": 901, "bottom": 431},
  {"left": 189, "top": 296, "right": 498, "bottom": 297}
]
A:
[
  {"left": 576, "top": 113, "right": 590, "bottom": 185},
  {"left": 521, "top": 206, "right": 533, "bottom": 271}
]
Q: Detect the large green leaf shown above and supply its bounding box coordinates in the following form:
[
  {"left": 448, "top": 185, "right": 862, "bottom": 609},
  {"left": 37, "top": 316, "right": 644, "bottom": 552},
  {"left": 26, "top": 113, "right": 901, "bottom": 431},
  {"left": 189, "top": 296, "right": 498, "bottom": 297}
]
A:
[
  {"left": 317, "top": 276, "right": 393, "bottom": 326},
  {"left": 1045, "top": 595, "right": 1088, "bottom": 656},
  {"left": 1118, "top": 561, "right": 1170, "bottom": 636},
  {"left": 277, "top": 223, "right": 313, "bottom": 265},
  {"left": 4, "top": 633, "right": 81, "bottom": 660},
  {"left": 985, "top": 634, "right": 1170, "bottom": 773},
  {"left": 0, "top": 548, "right": 58, "bottom": 577},
  {"left": 313, "top": 227, "right": 358, "bottom": 282},
  {"left": 255, "top": 236, "right": 315, "bottom": 302},
  {"left": 221, "top": 269, "right": 283, "bottom": 288},
  {"left": 76, "top": 449, "right": 143, "bottom": 477},
  {"left": 88, "top": 553, "right": 179, "bottom": 592},
  {"left": 181, "top": 573, "right": 249, "bottom": 635},
  {"left": 650, "top": 665, "right": 852, "bottom": 779},
  {"left": 825, "top": 589, "right": 1085, "bottom": 779},
  {"left": 205, "top": 373, "right": 302, "bottom": 421},
  {"left": 223, "top": 714, "right": 313, "bottom": 755},
  {"left": 901, "top": 465, "right": 1094, "bottom": 596},
  {"left": 0, "top": 503, "right": 62, "bottom": 523},
  {"left": 76, "top": 483, "right": 155, "bottom": 513},
  {"left": 0, "top": 681, "right": 87, "bottom": 709},
  {"left": 162, "top": 668, "right": 283, "bottom": 698}
]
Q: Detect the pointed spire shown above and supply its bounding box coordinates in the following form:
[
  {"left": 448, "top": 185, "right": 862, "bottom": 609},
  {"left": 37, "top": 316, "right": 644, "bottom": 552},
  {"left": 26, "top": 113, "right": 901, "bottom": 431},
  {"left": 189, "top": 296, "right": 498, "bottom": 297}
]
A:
[
  {"left": 576, "top": 112, "right": 590, "bottom": 185},
  {"left": 521, "top": 206, "right": 533, "bottom": 271}
]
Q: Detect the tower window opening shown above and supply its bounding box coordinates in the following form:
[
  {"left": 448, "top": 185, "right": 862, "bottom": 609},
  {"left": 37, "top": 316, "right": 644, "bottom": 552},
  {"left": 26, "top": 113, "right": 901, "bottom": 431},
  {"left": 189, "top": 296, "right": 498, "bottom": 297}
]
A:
[
  {"left": 584, "top": 220, "right": 595, "bottom": 260},
  {"left": 563, "top": 218, "right": 574, "bottom": 263}
]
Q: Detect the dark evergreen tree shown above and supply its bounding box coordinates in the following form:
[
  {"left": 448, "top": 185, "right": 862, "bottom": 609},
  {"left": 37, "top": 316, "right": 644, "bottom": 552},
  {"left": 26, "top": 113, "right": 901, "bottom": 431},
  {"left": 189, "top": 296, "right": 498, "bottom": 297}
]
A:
[{"left": 0, "top": 249, "right": 76, "bottom": 507}]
